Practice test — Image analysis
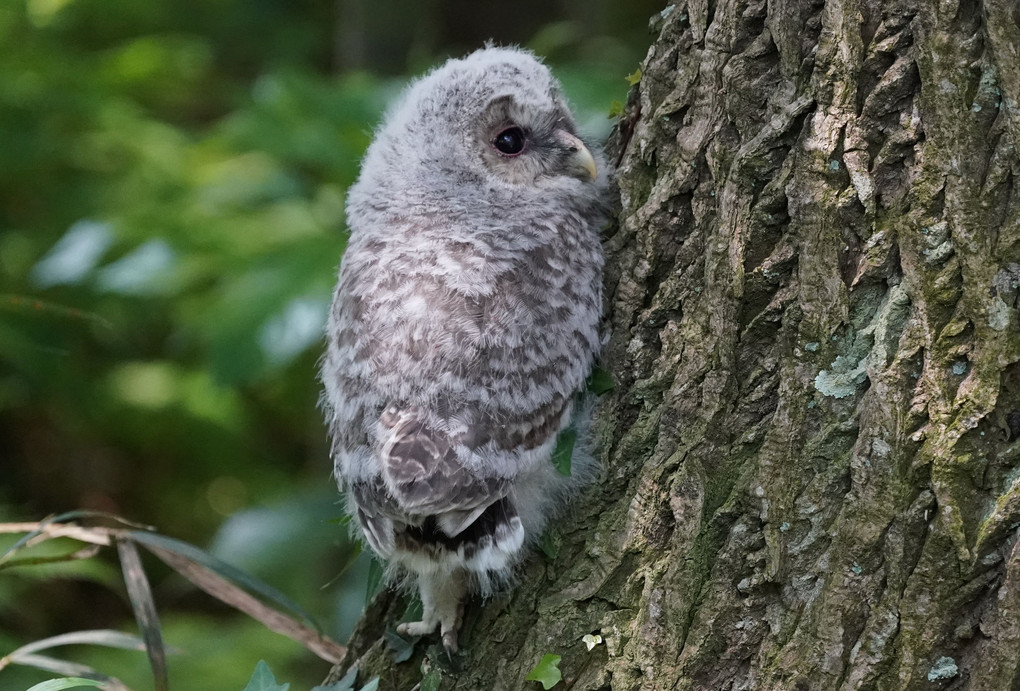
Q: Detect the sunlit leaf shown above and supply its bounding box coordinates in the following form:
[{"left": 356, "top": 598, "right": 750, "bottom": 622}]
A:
[
  {"left": 420, "top": 670, "right": 441, "bottom": 691},
  {"left": 525, "top": 653, "right": 563, "bottom": 689}
]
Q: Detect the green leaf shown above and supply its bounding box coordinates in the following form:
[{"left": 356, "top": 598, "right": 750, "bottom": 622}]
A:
[
  {"left": 0, "top": 547, "right": 99, "bottom": 572},
  {"left": 385, "top": 629, "right": 416, "bottom": 663},
  {"left": 26, "top": 679, "right": 103, "bottom": 691},
  {"left": 539, "top": 531, "right": 560, "bottom": 561},
  {"left": 607, "top": 100, "right": 625, "bottom": 118},
  {"left": 242, "top": 660, "right": 289, "bottom": 691},
  {"left": 311, "top": 665, "right": 357, "bottom": 691},
  {"left": 365, "top": 557, "right": 384, "bottom": 603},
  {"left": 420, "top": 669, "right": 442, "bottom": 691},
  {"left": 525, "top": 654, "right": 563, "bottom": 689},
  {"left": 401, "top": 594, "right": 423, "bottom": 623},
  {"left": 625, "top": 68, "right": 642, "bottom": 86},
  {"left": 587, "top": 367, "right": 615, "bottom": 395},
  {"left": 551, "top": 429, "right": 576, "bottom": 476}
]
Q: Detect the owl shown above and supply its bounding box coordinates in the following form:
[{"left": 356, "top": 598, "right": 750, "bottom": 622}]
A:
[{"left": 320, "top": 46, "right": 608, "bottom": 653}]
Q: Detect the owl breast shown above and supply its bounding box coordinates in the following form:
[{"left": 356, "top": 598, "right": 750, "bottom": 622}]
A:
[
  {"left": 340, "top": 218, "right": 601, "bottom": 410},
  {"left": 322, "top": 191, "right": 604, "bottom": 489}
]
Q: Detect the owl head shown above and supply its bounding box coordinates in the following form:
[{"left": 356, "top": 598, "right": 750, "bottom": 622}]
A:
[{"left": 357, "top": 46, "right": 602, "bottom": 191}]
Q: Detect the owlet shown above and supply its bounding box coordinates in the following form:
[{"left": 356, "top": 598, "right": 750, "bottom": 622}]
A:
[{"left": 321, "top": 46, "right": 608, "bottom": 652}]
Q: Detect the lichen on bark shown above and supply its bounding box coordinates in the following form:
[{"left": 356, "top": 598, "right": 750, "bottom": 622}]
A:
[{"left": 327, "top": 0, "right": 1020, "bottom": 688}]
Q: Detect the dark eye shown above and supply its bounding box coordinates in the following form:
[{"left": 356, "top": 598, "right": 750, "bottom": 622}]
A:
[{"left": 493, "top": 127, "right": 526, "bottom": 156}]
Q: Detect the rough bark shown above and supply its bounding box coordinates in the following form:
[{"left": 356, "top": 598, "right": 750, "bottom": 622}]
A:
[{"left": 328, "top": 0, "right": 1020, "bottom": 688}]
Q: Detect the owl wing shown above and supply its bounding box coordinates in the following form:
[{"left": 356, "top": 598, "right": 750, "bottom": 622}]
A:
[{"left": 376, "top": 405, "right": 509, "bottom": 535}]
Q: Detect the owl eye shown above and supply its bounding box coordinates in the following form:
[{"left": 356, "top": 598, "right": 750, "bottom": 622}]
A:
[{"left": 493, "top": 127, "right": 526, "bottom": 156}]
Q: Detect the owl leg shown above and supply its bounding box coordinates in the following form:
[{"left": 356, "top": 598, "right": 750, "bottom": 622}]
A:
[{"left": 397, "top": 568, "right": 467, "bottom": 653}]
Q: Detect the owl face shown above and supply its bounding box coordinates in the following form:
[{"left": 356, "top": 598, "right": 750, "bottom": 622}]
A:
[
  {"left": 474, "top": 93, "right": 598, "bottom": 186},
  {"left": 368, "top": 47, "right": 598, "bottom": 191}
]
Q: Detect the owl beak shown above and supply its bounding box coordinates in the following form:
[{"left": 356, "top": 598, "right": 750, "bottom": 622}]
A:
[{"left": 554, "top": 130, "right": 598, "bottom": 181}]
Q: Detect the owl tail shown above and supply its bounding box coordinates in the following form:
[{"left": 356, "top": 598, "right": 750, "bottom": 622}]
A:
[
  {"left": 393, "top": 496, "right": 526, "bottom": 587},
  {"left": 375, "top": 405, "right": 526, "bottom": 580}
]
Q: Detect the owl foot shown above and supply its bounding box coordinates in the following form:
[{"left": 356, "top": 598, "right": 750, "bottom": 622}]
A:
[{"left": 398, "top": 570, "right": 466, "bottom": 654}]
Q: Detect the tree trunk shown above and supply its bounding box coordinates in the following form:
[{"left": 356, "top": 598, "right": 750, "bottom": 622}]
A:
[{"left": 328, "top": 0, "right": 1020, "bottom": 688}]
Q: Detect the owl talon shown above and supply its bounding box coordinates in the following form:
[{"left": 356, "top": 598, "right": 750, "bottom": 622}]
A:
[
  {"left": 396, "top": 571, "right": 466, "bottom": 652},
  {"left": 440, "top": 620, "right": 461, "bottom": 657},
  {"left": 441, "top": 626, "right": 459, "bottom": 655},
  {"left": 397, "top": 621, "right": 435, "bottom": 637}
]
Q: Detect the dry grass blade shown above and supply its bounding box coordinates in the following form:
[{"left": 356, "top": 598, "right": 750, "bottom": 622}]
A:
[
  {"left": 3, "top": 653, "right": 131, "bottom": 691},
  {"left": 40, "top": 510, "right": 155, "bottom": 532},
  {"left": 1, "top": 294, "right": 114, "bottom": 329},
  {"left": 1, "top": 511, "right": 150, "bottom": 551},
  {"left": 26, "top": 679, "right": 104, "bottom": 691},
  {"left": 128, "top": 530, "right": 321, "bottom": 630},
  {"left": 144, "top": 542, "right": 347, "bottom": 663},
  {"left": 115, "top": 539, "right": 168, "bottom": 691},
  {"left": 1, "top": 512, "right": 153, "bottom": 568},
  {"left": 3, "top": 629, "right": 146, "bottom": 660}
]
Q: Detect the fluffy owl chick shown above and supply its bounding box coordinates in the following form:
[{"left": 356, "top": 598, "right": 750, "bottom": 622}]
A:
[{"left": 321, "top": 46, "right": 608, "bottom": 653}]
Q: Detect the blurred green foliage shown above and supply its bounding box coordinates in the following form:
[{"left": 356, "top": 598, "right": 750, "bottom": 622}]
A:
[{"left": 0, "top": 0, "right": 654, "bottom": 687}]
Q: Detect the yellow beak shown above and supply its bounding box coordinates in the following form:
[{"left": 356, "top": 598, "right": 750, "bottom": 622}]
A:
[{"left": 554, "top": 130, "right": 598, "bottom": 181}]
